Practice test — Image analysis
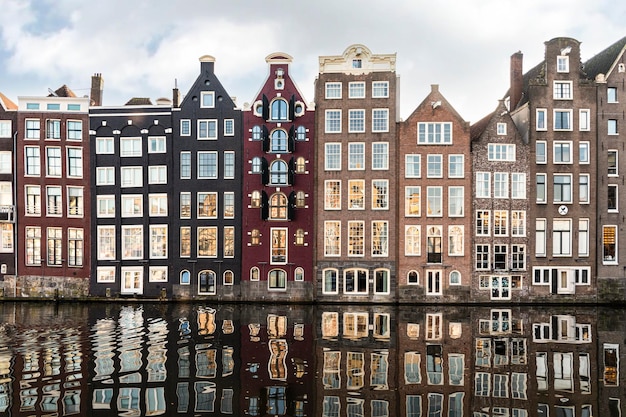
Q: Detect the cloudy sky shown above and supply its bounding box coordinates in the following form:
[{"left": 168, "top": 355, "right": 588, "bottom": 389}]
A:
[{"left": 0, "top": 0, "right": 624, "bottom": 123}]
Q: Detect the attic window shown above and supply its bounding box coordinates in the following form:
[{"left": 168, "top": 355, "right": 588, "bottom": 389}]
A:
[
  {"left": 497, "top": 123, "right": 507, "bottom": 135},
  {"left": 557, "top": 56, "right": 569, "bottom": 73},
  {"left": 201, "top": 91, "right": 215, "bottom": 108},
  {"left": 619, "top": 63, "right": 625, "bottom": 73},
  {"left": 352, "top": 59, "right": 362, "bottom": 69}
]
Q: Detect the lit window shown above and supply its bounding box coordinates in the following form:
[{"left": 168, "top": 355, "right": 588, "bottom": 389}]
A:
[
  {"left": 347, "top": 221, "right": 365, "bottom": 256},
  {"left": 121, "top": 225, "right": 143, "bottom": 259},
  {"left": 371, "top": 221, "right": 388, "bottom": 257},
  {"left": 405, "top": 226, "right": 421, "bottom": 256},
  {"left": 405, "top": 186, "right": 420, "bottom": 217},
  {"left": 67, "top": 186, "right": 83, "bottom": 217},
  {"left": 180, "top": 227, "right": 190, "bottom": 257},
  {"left": 25, "top": 185, "right": 41, "bottom": 215},
  {"left": 324, "top": 221, "right": 341, "bottom": 256},
  {"left": 372, "top": 180, "right": 389, "bottom": 210},
  {"left": 269, "top": 193, "right": 288, "bottom": 220},
  {"left": 348, "top": 180, "right": 365, "bottom": 210},
  {"left": 97, "top": 226, "right": 115, "bottom": 260},
  {"left": 150, "top": 225, "right": 168, "bottom": 258},
  {"left": 270, "top": 228, "right": 287, "bottom": 264},
  {"left": 325, "top": 180, "right": 341, "bottom": 210},
  {"left": 603, "top": 225, "right": 618, "bottom": 264},
  {"left": 197, "top": 192, "right": 218, "bottom": 218},
  {"left": 476, "top": 210, "right": 490, "bottom": 236},
  {"left": 197, "top": 227, "right": 217, "bottom": 257}
]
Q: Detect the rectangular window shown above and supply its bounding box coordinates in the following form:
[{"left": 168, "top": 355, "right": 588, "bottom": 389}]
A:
[
  {"left": 97, "top": 225, "right": 115, "bottom": 260},
  {"left": 180, "top": 119, "right": 191, "bottom": 136},
  {"left": 180, "top": 151, "right": 191, "bottom": 179},
  {"left": 25, "top": 226, "right": 42, "bottom": 265},
  {"left": 494, "top": 244, "right": 507, "bottom": 270},
  {"left": 371, "top": 221, "right": 388, "bottom": 256},
  {"left": 553, "top": 174, "right": 572, "bottom": 203},
  {"left": 536, "top": 219, "right": 547, "bottom": 257},
  {"left": 372, "top": 81, "right": 389, "bottom": 98},
  {"left": 224, "top": 151, "right": 235, "bottom": 179},
  {"left": 603, "top": 225, "right": 618, "bottom": 264},
  {"left": 608, "top": 150, "right": 618, "bottom": 176},
  {"left": 121, "top": 225, "right": 143, "bottom": 259},
  {"left": 426, "top": 187, "right": 442, "bottom": 217},
  {"left": 324, "top": 143, "right": 341, "bottom": 170},
  {"left": 497, "top": 122, "right": 507, "bottom": 135},
  {"left": 348, "top": 109, "right": 365, "bottom": 132},
  {"left": 348, "top": 221, "right": 365, "bottom": 256},
  {"left": 46, "top": 186, "right": 62, "bottom": 216},
  {"left": 348, "top": 179, "right": 365, "bottom": 210},
  {"left": 179, "top": 192, "right": 191, "bottom": 218},
  {"left": 348, "top": 82, "right": 365, "bottom": 98},
  {"left": 493, "top": 172, "right": 509, "bottom": 198},
  {"left": 536, "top": 109, "right": 547, "bottom": 131},
  {"left": 224, "top": 226, "right": 235, "bottom": 258},
  {"left": 120, "top": 166, "right": 142, "bottom": 187},
  {"left": 97, "top": 195, "right": 115, "bottom": 218},
  {"left": 608, "top": 184, "right": 618, "bottom": 211},
  {"left": 121, "top": 194, "right": 143, "bottom": 217},
  {"left": 200, "top": 91, "right": 215, "bottom": 108},
  {"left": 448, "top": 154, "right": 464, "bottom": 178},
  {"left": 198, "top": 120, "right": 217, "bottom": 139},
  {"left": 148, "top": 136, "right": 166, "bottom": 153},
  {"left": 223, "top": 192, "right": 235, "bottom": 219},
  {"left": 579, "top": 141, "right": 589, "bottom": 163},
  {"left": 511, "top": 210, "right": 526, "bottom": 236},
  {"left": 553, "top": 81, "right": 572, "bottom": 99},
  {"left": 150, "top": 225, "right": 167, "bottom": 259},
  {"left": 270, "top": 228, "right": 287, "bottom": 264},
  {"left": 476, "top": 210, "right": 490, "bottom": 236},
  {"left": 553, "top": 141, "right": 572, "bottom": 163},
  {"left": 448, "top": 186, "right": 464, "bottom": 217},
  {"left": 608, "top": 87, "right": 618, "bottom": 103},
  {"left": 0, "top": 120, "right": 11, "bottom": 138},
  {"left": 372, "top": 142, "right": 388, "bottom": 170},
  {"left": 536, "top": 174, "right": 546, "bottom": 203},
  {"left": 325, "top": 82, "right": 342, "bottom": 99},
  {"left": 149, "top": 193, "right": 168, "bottom": 216},
  {"left": 67, "top": 147, "right": 83, "bottom": 177},
  {"left": 197, "top": 152, "right": 218, "bottom": 179},
  {"left": 96, "top": 167, "right": 115, "bottom": 185},
  {"left": 324, "top": 221, "right": 341, "bottom": 256},
  {"left": 511, "top": 245, "right": 525, "bottom": 270},
  {"left": 198, "top": 192, "right": 218, "bottom": 218},
  {"left": 476, "top": 172, "right": 490, "bottom": 198},
  {"left": 405, "top": 154, "right": 421, "bottom": 177},
  {"left": 557, "top": 55, "right": 569, "bottom": 72},
  {"left": 448, "top": 225, "right": 464, "bottom": 256},
  {"left": 511, "top": 173, "right": 526, "bottom": 199},
  {"left": 25, "top": 185, "right": 41, "bottom": 215},
  {"left": 579, "top": 219, "right": 589, "bottom": 257},
  {"left": 426, "top": 270, "right": 442, "bottom": 295},
  {"left": 325, "top": 110, "right": 341, "bottom": 133},
  {"left": 554, "top": 110, "right": 572, "bottom": 130},
  {"left": 476, "top": 244, "right": 490, "bottom": 270},
  {"left": 180, "top": 226, "right": 191, "bottom": 257},
  {"left": 67, "top": 186, "right": 84, "bottom": 217},
  {"left": 579, "top": 109, "right": 590, "bottom": 131},
  {"left": 325, "top": 180, "right": 341, "bottom": 210},
  {"left": 25, "top": 146, "right": 41, "bottom": 176},
  {"left": 372, "top": 180, "right": 389, "bottom": 210},
  {"left": 488, "top": 144, "right": 515, "bottom": 161},
  {"left": 553, "top": 219, "right": 572, "bottom": 256},
  {"left": 197, "top": 226, "right": 217, "bottom": 257},
  {"left": 372, "top": 109, "right": 389, "bottom": 132},
  {"left": 348, "top": 142, "right": 365, "bottom": 170},
  {"left": 25, "top": 119, "right": 40, "bottom": 139},
  {"left": 405, "top": 186, "right": 420, "bottom": 217},
  {"left": 97, "top": 267, "right": 115, "bottom": 283},
  {"left": 427, "top": 154, "right": 442, "bottom": 178},
  {"left": 0, "top": 152, "right": 10, "bottom": 174},
  {"left": 418, "top": 122, "right": 452, "bottom": 144},
  {"left": 149, "top": 266, "right": 167, "bottom": 283},
  {"left": 120, "top": 137, "right": 142, "bottom": 157},
  {"left": 579, "top": 174, "right": 589, "bottom": 203},
  {"left": 536, "top": 141, "right": 547, "bottom": 164},
  {"left": 494, "top": 210, "right": 508, "bottom": 236},
  {"left": 224, "top": 119, "right": 234, "bottom": 136},
  {"left": 67, "top": 120, "right": 82, "bottom": 140},
  {"left": 96, "top": 137, "right": 114, "bottom": 154},
  {"left": 608, "top": 119, "right": 618, "bottom": 135},
  {"left": 46, "top": 119, "right": 60, "bottom": 139}
]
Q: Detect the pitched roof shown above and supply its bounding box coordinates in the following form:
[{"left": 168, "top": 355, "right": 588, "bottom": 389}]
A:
[
  {"left": 470, "top": 111, "right": 493, "bottom": 141},
  {"left": 49, "top": 84, "right": 77, "bottom": 98},
  {"left": 583, "top": 36, "right": 626, "bottom": 79},
  {"left": 505, "top": 59, "right": 544, "bottom": 110},
  {"left": 0, "top": 91, "right": 17, "bottom": 110},
  {"left": 125, "top": 97, "right": 153, "bottom": 106}
]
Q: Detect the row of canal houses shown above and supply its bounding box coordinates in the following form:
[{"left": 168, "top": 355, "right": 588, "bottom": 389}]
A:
[{"left": 1, "top": 36, "right": 626, "bottom": 303}]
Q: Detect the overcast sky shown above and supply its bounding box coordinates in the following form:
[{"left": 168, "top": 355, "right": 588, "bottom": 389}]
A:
[{"left": 0, "top": 0, "right": 624, "bottom": 123}]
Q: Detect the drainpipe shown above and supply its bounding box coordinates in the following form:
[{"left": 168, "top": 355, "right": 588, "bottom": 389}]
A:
[{"left": 12, "top": 129, "right": 17, "bottom": 297}]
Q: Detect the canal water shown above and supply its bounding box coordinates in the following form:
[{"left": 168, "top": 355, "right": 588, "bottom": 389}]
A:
[{"left": 0, "top": 302, "right": 624, "bottom": 416}]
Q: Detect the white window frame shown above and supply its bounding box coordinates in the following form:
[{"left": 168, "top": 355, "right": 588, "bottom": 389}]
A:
[
  {"left": 197, "top": 119, "right": 218, "bottom": 140},
  {"left": 426, "top": 186, "right": 443, "bottom": 217},
  {"left": 448, "top": 186, "right": 464, "bottom": 217},
  {"left": 405, "top": 154, "right": 421, "bottom": 178},
  {"left": 200, "top": 91, "right": 215, "bottom": 108},
  {"left": 536, "top": 141, "right": 547, "bottom": 164},
  {"left": 448, "top": 154, "right": 464, "bottom": 178},
  {"left": 608, "top": 150, "right": 618, "bottom": 176},
  {"left": 554, "top": 109, "right": 573, "bottom": 131},
  {"left": 511, "top": 173, "right": 526, "bottom": 199},
  {"left": 426, "top": 154, "right": 443, "bottom": 178},
  {"left": 476, "top": 172, "right": 490, "bottom": 198},
  {"left": 324, "top": 143, "right": 341, "bottom": 171},
  {"left": 579, "top": 109, "right": 590, "bottom": 131},
  {"left": 579, "top": 174, "right": 590, "bottom": 204},
  {"left": 348, "top": 109, "right": 365, "bottom": 133},
  {"left": 96, "top": 167, "right": 115, "bottom": 186},
  {"left": 488, "top": 144, "right": 515, "bottom": 161},
  {"left": 553, "top": 81, "right": 573, "bottom": 100},
  {"left": 95, "top": 137, "right": 114, "bottom": 154},
  {"left": 372, "top": 108, "right": 389, "bottom": 132},
  {"left": 417, "top": 122, "right": 452, "bottom": 144},
  {"left": 148, "top": 165, "right": 167, "bottom": 184},
  {"left": 579, "top": 141, "right": 590, "bottom": 164},
  {"left": 325, "top": 110, "right": 342, "bottom": 133},
  {"left": 120, "top": 137, "right": 142, "bottom": 157},
  {"left": 325, "top": 82, "right": 342, "bottom": 99},
  {"left": 224, "top": 119, "right": 234, "bottom": 136},
  {"left": 348, "top": 142, "right": 365, "bottom": 170},
  {"left": 97, "top": 195, "right": 115, "bottom": 218},
  {"left": 97, "top": 266, "right": 116, "bottom": 283},
  {"left": 180, "top": 119, "right": 191, "bottom": 136},
  {"left": 372, "top": 81, "right": 389, "bottom": 98},
  {"left": 121, "top": 194, "right": 143, "bottom": 217},
  {"left": 536, "top": 108, "right": 547, "bottom": 131},
  {"left": 348, "top": 82, "right": 365, "bottom": 99},
  {"left": 372, "top": 142, "right": 389, "bottom": 170},
  {"left": 148, "top": 136, "right": 166, "bottom": 153},
  {"left": 120, "top": 166, "right": 143, "bottom": 188},
  {"left": 149, "top": 193, "right": 168, "bottom": 217},
  {"left": 553, "top": 141, "right": 572, "bottom": 164}
]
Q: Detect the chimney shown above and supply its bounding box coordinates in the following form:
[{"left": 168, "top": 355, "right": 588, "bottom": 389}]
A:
[
  {"left": 173, "top": 78, "right": 180, "bottom": 108},
  {"left": 510, "top": 51, "right": 523, "bottom": 110},
  {"left": 90, "top": 73, "right": 104, "bottom": 106}
]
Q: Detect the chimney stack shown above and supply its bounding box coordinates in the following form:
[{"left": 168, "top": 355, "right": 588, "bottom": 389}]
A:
[
  {"left": 173, "top": 78, "right": 180, "bottom": 108},
  {"left": 510, "top": 52, "right": 523, "bottom": 110},
  {"left": 90, "top": 73, "right": 104, "bottom": 106}
]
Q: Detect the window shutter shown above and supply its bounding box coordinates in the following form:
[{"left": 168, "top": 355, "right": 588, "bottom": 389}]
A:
[
  {"left": 261, "top": 191, "right": 269, "bottom": 220},
  {"left": 262, "top": 95, "right": 269, "bottom": 121},
  {"left": 262, "top": 125, "right": 270, "bottom": 152},
  {"left": 288, "top": 191, "right": 296, "bottom": 220},
  {"left": 261, "top": 158, "right": 269, "bottom": 185},
  {"left": 288, "top": 95, "right": 295, "bottom": 121},
  {"left": 288, "top": 157, "right": 295, "bottom": 185},
  {"left": 288, "top": 125, "right": 295, "bottom": 153}
]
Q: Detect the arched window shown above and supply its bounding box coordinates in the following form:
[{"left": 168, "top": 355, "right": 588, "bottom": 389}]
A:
[
  {"left": 223, "top": 270, "right": 234, "bottom": 285},
  {"left": 449, "top": 270, "right": 461, "bottom": 285},
  {"left": 295, "top": 229, "right": 305, "bottom": 245},
  {"left": 268, "top": 269, "right": 287, "bottom": 290},
  {"left": 251, "top": 191, "right": 261, "bottom": 208},
  {"left": 296, "top": 157, "right": 306, "bottom": 173},
  {"left": 251, "top": 229, "right": 261, "bottom": 245},
  {"left": 251, "top": 157, "right": 262, "bottom": 173},
  {"left": 296, "top": 126, "right": 306, "bottom": 141},
  {"left": 250, "top": 267, "right": 260, "bottom": 281},
  {"left": 180, "top": 270, "right": 190, "bottom": 285},
  {"left": 270, "top": 129, "right": 288, "bottom": 152},
  {"left": 270, "top": 193, "right": 288, "bottom": 220},
  {"left": 407, "top": 270, "right": 419, "bottom": 285},
  {"left": 270, "top": 160, "right": 288, "bottom": 185},
  {"left": 294, "top": 267, "right": 304, "bottom": 281},
  {"left": 296, "top": 191, "right": 306, "bottom": 208},
  {"left": 198, "top": 270, "right": 216, "bottom": 294},
  {"left": 252, "top": 125, "right": 263, "bottom": 140},
  {"left": 271, "top": 99, "right": 288, "bottom": 121}
]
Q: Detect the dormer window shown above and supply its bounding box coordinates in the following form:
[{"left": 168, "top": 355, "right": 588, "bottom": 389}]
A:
[
  {"left": 271, "top": 99, "right": 288, "bottom": 121},
  {"left": 352, "top": 59, "right": 362, "bottom": 68}
]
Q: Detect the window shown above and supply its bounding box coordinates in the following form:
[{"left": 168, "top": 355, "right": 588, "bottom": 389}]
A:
[
  {"left": 46, "top": 119, "right": 60, "bottom": 139},
  {"left": 348, "top": 82, "right": 365, "bottom": 98},
  {"left": 250, "top": 190, "right": 261, "bottom": 208},
  {"left": 97, "top": 195, "right": 115, "bottom": 218},
  {"left": 295, "top": 125, "right": 306, "bottom": 141},
  {"left": 554, "top": 141, "right": 572, "bottom": 163},
  {"left": 608, "top": 150, "right": 618, "bottom": 176},
  {"left": 494, "top": 244, "right": 507, "bottom": 270},
  {"left": 295, "top": 156, "right": 306, "bottom": 174},
  {"left": 95, "top": 167, "right": 115, "bottom": 187},
  {"left": 579, "top": 174, "right": 589, "bottom": 203},
  {"left": 405, "top": 186, "right": 420, "bottom": 216},
  {"left": 325, "top": 110, "right": 341, "bottom": 133},
  {"left": 405, "top": 154, "right": 421, "bottom": 178},
  {"left": 270, "top": 160, "right": 288, "bottom": 185},
  {"left": 511, "top": 210, "right": 526, "bottom": 236},
  {"left": 553, "top": 219, "right": 572, "bottom": 256},
  {"left": 67, "top": 187, "right": 83, "bottom": 217},
  {"left": 488, "top": 144, "right": 515, "bottom": 161},
  {"left": 121, "top": 166, "right": 142, "bottom": 187},
  {"left": 579, "top": 109, "right": 590, "bottom": 131},
  {"left": 149, "top": 193, "right": 167, "bottom": 216},
  {"left": 372, "top": 221, "right": 388, "bottom": 257},
  {"left": 579, "top": 219, "right": 589, "bottom": 257},
  {"left": 494, "top": 210, "right": 508, "bottom": 236},
  {"left": 198, "top": 227, "right": 217, "bottom": 257},
  {"left": 201, "top": 91, "right": 215, "bottom": 108},
  {"left": 554, "top": 110, "right": 572, "bottom": 130},
  {"left": 352, "top": 59, "right": 362, "bottom": 68},
  {"left": 251, "top": 156, "right": 262, "bottom": 174},
  {"left": 608, "top": 184, "right": 618, "bottom": 211},
  {"left": 295, "top": 190, "right": 305, "bottom": 208},
  {"left": 198, "top": 270, "right": 216, "bottom": 294},
  {"left": 64, "top": 120, "right": 81, "bottom": 140},
  {"left": 180, "top": 192, "right": 191, "bottom": 218},
  {"left": 372, "top": 109, "right": 389, "bottom": 132},
  {"left": 25, "top": 185, "right": 41, "bottom": 215},
  {"left": 325, "top": 143, "right": 341, "bottom": 170},
  {"left": 271, "top": 99, "right": 288, "bottom": 121},
  {"left": 553, "top": 174, "right": 572, "bottom": 203},
  {"left": 372, "top": 81, "right": 389, "bottom": 98},
  {"left": 493, "top": 172, "right": 509, "bottom": 198},
  {"left": 476, "top": 172, "right": 490, "bottom": 198},
  {"left": 224, "top": 151, "right": 235, "bottom": 179},
  {"left": 348, "top": 221, "right": 365, "bottom": 256},
  {"left": 149, "top": 267, "right": 167, "bottom": 283},
  {"left": 372, "top": 180, "right": 388, "bottom": 210},
  {"left": 67, "top": 147, "right": 83, "bottom": 177},
  {"left": 427, "top": 226, "right": 442, "bottom": 263},
  {"left": 448, "top": 225, "right": 463, "bottom": 256},
  {"left": 448, "top": 155, "right": 464, "bottom": 178},
  {"left": 511, "top": 244, "right": 525, "bottom": 270},
  {"left": 603, "top": 225, "right": 618, "bottom": 264},
  {"left": 270, "top": 228, "right": 287, "bottom": 264},
  {"left": 372, "top": 142, "right": 388, "bottom": 169},
  {"left": 325, "top": 82, "right": 341, "bottom": 99},
  {"left": 198, "top": 192, "right": 217, "bottom": 218},
  {"left": 25, "top": 146, "right": 40, "bottom": 176},
  {"left": 97, "top": 267, "right": 115, "bottom": 283},
  {"left": 46, "top": 227, "right": 62, "bottom": 266},
  {"left": 198, "top": 120, "right": 217, "bottom": 139},
  {"left": 97, "top": 226, "right": 115, "bottom": 260},
  {"left": 295, "top": 228, "right": 305, "bottom": 245},
  {"left": 344, "top": 268, "right": 368, "bottom": 294},
  {"left": 348, "top": 143, "right": 365, "bottom": 169},
  {"left": 150, "top": 225, "right": 167, "bottom": 259},
  {"left": 122, "top": 225, "right": 143, "bottom": 259},
  {"left": 180, "top": 152, "right": 191, "bottom": 179},
  {"left": 476, "top": 245, "right": 490, "bottom": 270},
  {"left": 25, "top": 226, "right": 41, "bottom": 265},
  {"left": 180, "top": 119, "right": 191, "bottom": 136},
  {"left": 608, "top": 119, "right": 618, "bottom": 135},
  {"left": 496, "top": 123, "right": 507, "bottom": 135},
  {"left": 223, "top": 192, "right": 234, "bottom": 219},
  {"left": 0, "top": 120, "right": 11, "bottom": 138},
  {"left": 427, "top": 187, "right": 442, "bottom": 217},
  {"left": 270, "top": 129, "right": 287, "bottom": 152},
  {"left": 324, "top": 221, "right": 341, "bottom": 256},
  {"left": 46, "top": 186, "right": 62, "bottom": 216},
  {"left": 536, "top": 109, "right": 547, "bottom": 130},
  {"left": 511, "top": 173, "right": 526, "bottom": 199},
  {"left": 120, "top": 137, "right": 142, "bottom": 157},
  {"left": 25, "top": 119, "right": 40, "bottom": 139},
  {"left": 476, "top": 210, "right": 490, "bottom": 236},
  {"left": 95, "top": 137, "right": 114, "bottom": 154},
  {"left": 250, "top": 267, "right": 260, "bottom": 281},
  {"left": 426, "top": 270, "right": 442, "bottom": 295},
  {"left": 536, "top": 219, "right": 547, "bottom": 257},
  {"left": 553, "top": 81, "right": 572, "bottom": 99},
  {"left": 224, "top": 119, "right": 234, "bottom": 136},
  {"left": 197, "top": 152, "right": 218, "bottom": 179},
  {"left": 536, "top": 141, "right": 547, "bottom": 164},
  {"left": 325, "top": 180, "right": 341, "bottom": 210},
  {"left": 448, "top": 186, "right": 464, "bottom": 216},
  {"left": 269, "top": 193, "right": 288, "bottom": 220},
  {"left": 557, "top": 55, "right": 569, "bottom": 72},
  {"left": 536, "top": 174, "right": 546, "bottom": 203},
  {"left": 323, "top": 269, "right": 338, "bottom": 294},
  {"left": 45, "top": 146, "right": 62, "bottom": 177},
  {"left": 180, "top": 227, "right": 190, "bottom": 257},
  {"left": 148, "top": 136, "right": 166, "bottom": 153},
  {"left": 405, "top": 226, "right": 420, "bottom": 256},
  {"left": 418, "top": 122, "right": 452, "bottom": 144},
  {"left": 427, "top": 154, "right": 442, "bottom": 178},
  {"left": 407, "top": 271, "right": 419, "bottom": 285},
  {"left": 579, "top": 141, "right": 590, "bottom": 164}
]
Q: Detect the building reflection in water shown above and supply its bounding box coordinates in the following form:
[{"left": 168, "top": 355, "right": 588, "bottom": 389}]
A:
[{"left": 0, "top": 303, "right": 624, "bottom": 416}]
